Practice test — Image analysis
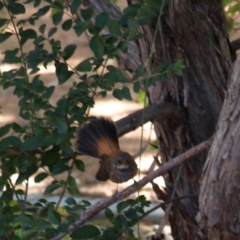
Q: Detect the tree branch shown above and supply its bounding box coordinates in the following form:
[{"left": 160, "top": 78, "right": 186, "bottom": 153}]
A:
[
  {"left": 50, "top": 138, "right": 212, "bottom": 240},
  {"left": 231, "top": 38, "right": 240, "bottom": 52},
  {"left": 115, "top": 103, "right": 185, "bottom": 137}
]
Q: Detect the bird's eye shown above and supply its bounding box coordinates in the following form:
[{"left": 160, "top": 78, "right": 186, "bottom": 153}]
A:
[{"left": 117, "top": 159, "right": 122, "bottom": 164}]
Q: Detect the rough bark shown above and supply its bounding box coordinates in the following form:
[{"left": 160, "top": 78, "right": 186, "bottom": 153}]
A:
[
  {"left": 139, "top": 1, "right": 233, "bottom": 239},
  {"left": 198, "top": 55, "right": 240, "bottom": 239}
]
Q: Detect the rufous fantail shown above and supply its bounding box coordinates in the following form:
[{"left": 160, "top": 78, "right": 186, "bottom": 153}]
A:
[{"left": 76, "top": 117, "right": 138, "bottom": 183}]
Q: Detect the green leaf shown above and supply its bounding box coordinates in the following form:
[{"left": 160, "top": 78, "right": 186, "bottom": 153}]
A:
[
  {"left": 122, "top": 4, "right": 139, "bottom": 16},
  {"left": 106, "top": 65, "right": 127, "bottom": 83},
  {"left": 113, "top": 89, "right": 123, "bottom": 100},
  {"left": 128, "top": 32, "right": 143, "bottom": 41},
  {"left": 31, "top": 76, "right": 44, "bottom": 92},
  {"left": 117, "top": 201, "right": 130, "bottom": 213},
  {"left": 118, "top": 41, "right": 127, "bottom": 53},
  {"left": 48, "top": 27, "right": 58, "bottom": 38},
  {"left": 70, "top": 225, "right": 101, "bottom": 239},
  {"left": 0, "top": 136, "right": 22, "bottom": 151},
  {"left": 95, "top": 12, "right": 109, "bottom": 32},
  {"left": 62, "top": 19, "right": 73, "bottom": 31},
  {"left": 33, "top": 219, "right": 51, "bottom": 231},
  {"left": 75, "top": 160, "right": 85, "bottom": 172},
  {"left": 127, "top": 16, "right": 138, "bottom": 30},
  {"left": 124, "top": 207, "right": 138, "bottom": 219},
  {"left": 8, "top": 3, "right": 25, "bottom": 15},
  {"left": 19, "top": 29, "right": 37, "bottom": 44},
  {"left": 49, "top": 113, "right": 68, "bottom": 133},
  {"left": 89, "top": 36, "right": 104, "bottom": 59},
  {"left": 36, "top": 5, "right": 51, "bottom": 17},
  {"left": 0, "top": 19, "right": 9, "bottom": 28},
  {"left": 67, "top": 176, "right": 80, "bottom": 196},
  {"left": 73, "top": 21, "right": 89, "bottom": 36},
  {"left": 63, "top": 44, "right": 77, "bottom": 60},
  {"left": 39, "top": 24, "right": 46, "bottom": 34},
  {"left": 34, "top": 172, "right": 49, "bottom": 183},
  {"left": 48, "top": 208, "right": 61, "bottom": 225},
  {"left": 115, "top": 214, "right": 128, "bottom": 226},
  {"left": 137, "top": 89, "right": 146, "bottom": 103},
  {"left": 43, "top": 86, "right": 55, "bottom": 99},
  {"left": 82, "top": 200, "right": 91, "bottom": 207},
  {"left": 2, "top": 48, "right": 21, "bottom": 63},
  {"left": 19, "top": 138, "right": 34, "bottom": 152},
  {"left": 51, "top": 163, "right": 69, "bottom": 175},
  {"left": 133, "top": 81, "right": 140, "bottom": 93},
  {"left": 55, "top": 62, "right": 73, "bottom": 84},
  {"left": 70, "top": 0, "right": 82, "bottom": 14},
  {"left": 14, "top": 215, "right": 32, "bottom": 228},
  {"left": 0, "top": 32, "right": 13, "bottom": 43},
  {"left": 81, "top": 7, "right": 93, "bottom": 21},
  {"left": 108, "top": 19, "right": 121, "bottom": 36},
  {"left": 20, "top": 29, "right": 37, "bottom": 39},
  {"left": 52, "top": 10, "right": 63, "bottom": 26},
  {"left": 44, "top": 181, "right": 61, "bottom": 194},
  {"left": 105, "top": 208, "right": 114, "bottom": 220},
  {"left": 65, "top": 197, "right": 77, "bottom": 205},
  {"left": 0, "top": 124, "right": 12, "bottom": 138},
  {"left": 121, "top": 86, "right": 132, "bottom": 101},
  {"left": 34, "top": 0, "right": 41, "bottom": 7},
  {"left": 12, "top": 123, "right": 24, "bottom": 133},
  {"left": 75, "top": 59, "right": 92, "bottom": 72},
  {"left": 153, "top": 62, "right": 169, "bottom": 73}
]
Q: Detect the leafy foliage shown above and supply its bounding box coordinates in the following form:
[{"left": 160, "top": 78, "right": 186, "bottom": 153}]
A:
[
  {"left": 224, "top": 0, "right": 240, "bottom": 32},
  {"left": 100, "top": 195, "right": 150, "bottom": 239},
  {"left": 0, "top": 0, "right": 184, "bottom": 238}
]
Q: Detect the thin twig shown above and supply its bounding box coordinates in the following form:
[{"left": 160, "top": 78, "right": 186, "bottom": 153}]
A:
[
  {"left": 8, "top": 178, "right": 24, "bottom": 214},
  {"left": 55, "top": 158, "right": 75, "bottom": 210},
  {"left": 140, "top": 194, "right": 198, "bottom": 220},
  {"left": 154, "top": 165, "right": 182, "bottom": 237},
  {"left": 22, "top": 179, "right": 29, "bottom": 214},
  {"left": 50, "top": 138, "right": 212, "bottom": 240}
]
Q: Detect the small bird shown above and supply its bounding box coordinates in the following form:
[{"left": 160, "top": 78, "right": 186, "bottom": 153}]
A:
[{"left": 76, "top": 117, "right": 138, "bottom": 183}]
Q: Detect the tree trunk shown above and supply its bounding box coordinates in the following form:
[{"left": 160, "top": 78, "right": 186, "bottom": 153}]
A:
[
  {"left": 198, "top": 55, "right": 240, "bottom": 239},
  {"left": 137, "top": 1, "right": 233, "bottom": 239}
]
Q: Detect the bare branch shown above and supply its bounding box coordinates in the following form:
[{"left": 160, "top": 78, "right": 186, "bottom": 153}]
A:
[
  {"left": 50, "top": 138, "right": 212, "bottom": 240},
  {"left": 115, "top": 103, "right": 184, "bottom": 137}
]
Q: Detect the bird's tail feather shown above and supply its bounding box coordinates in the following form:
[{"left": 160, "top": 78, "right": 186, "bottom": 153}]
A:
[{"left": 76, "top": 117, "right": 120, "bottom": 158}]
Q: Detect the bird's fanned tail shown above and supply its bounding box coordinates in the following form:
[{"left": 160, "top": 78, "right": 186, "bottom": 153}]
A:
[{"left": 76, "top": 117, "right": 120, "bottom": 158}]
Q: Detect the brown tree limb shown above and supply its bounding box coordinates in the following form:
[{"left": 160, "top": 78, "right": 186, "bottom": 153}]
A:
[
  {"left": 50, "top": 138, "right": 212, "bottom": 240},
  {"left": 231, "top": 38, "right": 240, "bottom": 52},
  {"left": 115, "top": 103, "right": 184, "bottom": 137}
]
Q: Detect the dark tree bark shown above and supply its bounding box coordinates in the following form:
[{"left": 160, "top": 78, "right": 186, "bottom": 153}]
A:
[
  {"left": 133, "top": 1, "right": 233, "bottom": 239},
  {"left": 82, "top": 0, "right": 235, "bottom": 239}
]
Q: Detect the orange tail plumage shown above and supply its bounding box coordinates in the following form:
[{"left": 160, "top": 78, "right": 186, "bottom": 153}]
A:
[{"left": 76, "top": 117, "right": 120, "bottom": 158}]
